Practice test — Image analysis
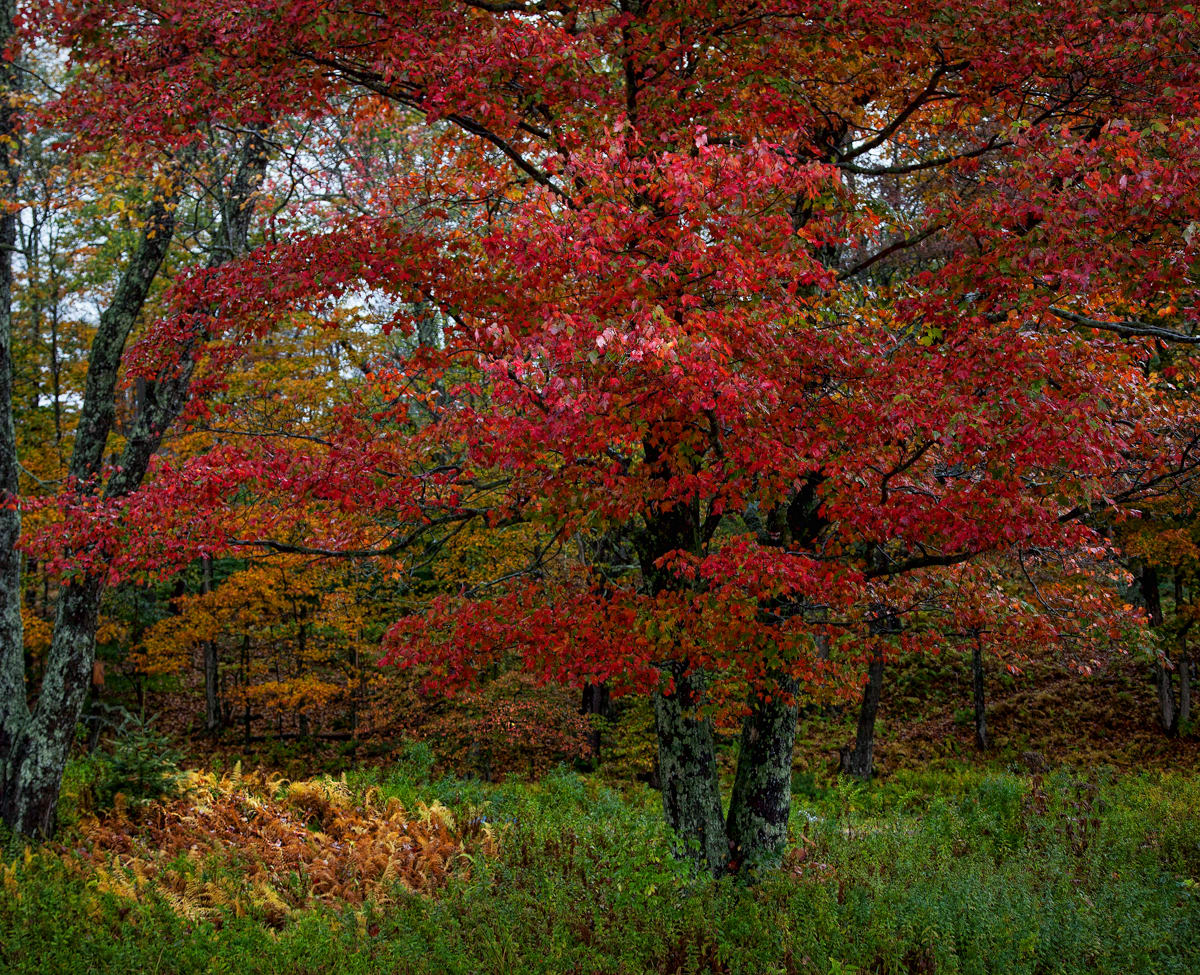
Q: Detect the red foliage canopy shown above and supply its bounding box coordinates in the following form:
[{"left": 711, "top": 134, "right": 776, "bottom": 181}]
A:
[{"left": 39, "top": 1, "right": 1200, "bottom": 698}]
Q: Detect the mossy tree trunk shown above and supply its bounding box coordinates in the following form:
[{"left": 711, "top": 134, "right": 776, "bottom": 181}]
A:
[
  {"left": 0, "top": 193, "right": 176, "bottom": 834},
  {"left": 725, "top": 675, "right": 800, "bottom": 872},
  {"left": 636, "top": 460, "right": 730, "bottom": 874},
  {"left": 653, "top": 661, "right": 729, "bottom": 875},
  {"left": 646, "top": 483, "right": 817, "bottom": 876},
  {"left": 0, "top": 0, "right": 25, "bottom": 777},
  {"left": 1, "top": 131, "right": 268, "bottom": 838},
  {"left": 1, "top": 577, "right": 106, "bottom": 836}
]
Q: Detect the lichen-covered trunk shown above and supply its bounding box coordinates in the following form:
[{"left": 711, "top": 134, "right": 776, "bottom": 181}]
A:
[
  {"left": 0, "top": 0, "right": 28, "bottom": 778},
  {"left": 653, "top": 662, "right": 728, "bottom": 876},
  {"left": 971, "top": 639, "right": 989, "bottom": 750},
  {"left": 726, "top": 675, "right": 799, "bottom": 872},
  {"left": 840, "top": 657, "right": 884, "bottom": 779},
  {"left": 0, "top": 577, "right": 102, "bottom": 837},
  {"left": 1, "top": 133, "right": 266, "bottom": 838},
  {"left": 0, "top": 203, "right": 176, "bottom": 835}
]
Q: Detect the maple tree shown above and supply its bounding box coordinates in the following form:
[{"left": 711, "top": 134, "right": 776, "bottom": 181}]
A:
[{"left": 1, "top": 1, "right": 1197, "bottom": 876}]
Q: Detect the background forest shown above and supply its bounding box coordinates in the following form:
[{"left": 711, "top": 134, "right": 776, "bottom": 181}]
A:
[{"left": 2, "top": 2, "right": 1200, "bottom": 973}]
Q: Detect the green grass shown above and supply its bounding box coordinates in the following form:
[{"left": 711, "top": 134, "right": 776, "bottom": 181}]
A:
[{"left": 2, "top": 759, "right": 1199, "bottom": 974}]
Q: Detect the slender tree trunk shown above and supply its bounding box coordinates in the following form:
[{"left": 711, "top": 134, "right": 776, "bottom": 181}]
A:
[
  {"left": 202, "top": 556, "right": 220, "bottom": 734},
  {"left": 841, "top": 657, "right": 884, "bottom": 779},
  {"left": 242, "top": 633, "right": 252, "bottom": 745},
  {"left": 971, "top": 633, "right": 989, "bottom": 750},
  {"left": 2, "top": 131, "right": 267, "bottom": 837},
  {"left": 1155, "top": 651, "right": 1177, "bottom": 736},
  {"left": 349, "top": 640, "right": 359, "bottom": 737},
  {"left": 1180, "top": 651, "right": 1192, "bottom": 729},
  {"left": 725, "top": 675, "right": 799, "bottom": 872},
  {"left": 0, "top": 0, "right": 28, "bottom": 785},
  {"left": 1175, "top": 574, "right": 1191, "bottom": 731},
  {"left": 85, "top": 659, "right": 105, "bottom": 754},
  {"left": 580, "top": 680, "right": 611, "bottom": 765},
  {"left": 297, "top": 620, "right": 309, "bottom": 739},
  {"left": 653, "top": 661, "right": 728, "bottom": 876},
  {"left": 1142, "top": 565, "right": 1177, "bottom": 735},
  {"left": 49, "top": 306, "right": 62, "bottom": 447}
]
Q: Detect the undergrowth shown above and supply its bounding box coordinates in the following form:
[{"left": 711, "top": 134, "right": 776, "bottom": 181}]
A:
[{"left": 2, "top": 758, "right": 1198, "bottom": 974}]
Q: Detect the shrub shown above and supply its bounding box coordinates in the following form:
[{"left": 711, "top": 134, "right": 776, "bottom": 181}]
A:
[{"left": 65, "top": 710, "right": 186, "bottom": 816}]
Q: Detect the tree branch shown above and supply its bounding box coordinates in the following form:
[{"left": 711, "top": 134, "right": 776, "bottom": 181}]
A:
[{"left": 1047, "top": 306, "right": 1200, "bottom": 345}]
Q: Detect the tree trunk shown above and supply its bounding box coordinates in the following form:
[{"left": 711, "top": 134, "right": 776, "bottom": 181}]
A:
[
  {"left": 840, "top": 657, "right": 884, "bottom": 779},
  {"left": 242, "top": 633, "right": 252, "bottom": 745},
  {"left": 580, "top": 680, "right": 611, "bottom": 764},
  {"left": 0, "top": 0, "right": 27, "bottom": 781},
  {"left": 1180, "top": 652, "right": 1192, "bottom": 729},
  {"left": 202, "top": 556, "right": 221, "bottom": 734},
  {"left": 1141, "top": 565, "right": 1177, "bottom": 735},
  {"left": 0, "top": 198, "right": 177, "bottom": 834},
  {"left": 725, "top": 675, "right": 799, "bottom": 872},
  {"left": 1157, "top": 659, "right": 1178, "bottom": 736},
  {"left": 349, "top": 640, "right": 360, "bottom": 737},
  {"left": 972, "top": 636, "right": 989, "bottom": 750},
  {"left": 2, "top": 132, "right": 267, "bottom": 838},
  {"left": 0, "top": 577, "right": 103, "bottom": 837},
  {"left": 653, "top": 662, "right": 728, "bottom": 876},
  {"left": 297, "top": 619, "right": 308, "bottom": 738}
]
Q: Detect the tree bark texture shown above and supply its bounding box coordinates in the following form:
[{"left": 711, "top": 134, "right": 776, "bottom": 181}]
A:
[
  {"left": 0, "top": 0, "right": 27, "bottom": 780},
  {"left": 202, "top": 556, "right": 220, "bottom": 734},
  {"left": 725, "top": 675, "right": 799, "bottom": 872},
  {"left": 653, "top": 662, "right": 728, "bottom": 875}
]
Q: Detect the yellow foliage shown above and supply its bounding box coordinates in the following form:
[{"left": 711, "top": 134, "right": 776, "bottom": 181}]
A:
[{"left": 20, "top": 607, "right": 51, "bottom": 658}]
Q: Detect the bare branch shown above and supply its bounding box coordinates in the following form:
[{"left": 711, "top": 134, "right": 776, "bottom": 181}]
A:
[{"left": 1047, "top": 306, "right": 1200, "bottom": 345}]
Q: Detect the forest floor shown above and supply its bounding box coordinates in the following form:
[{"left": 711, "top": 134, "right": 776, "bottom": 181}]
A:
[
  {"left": 2, "top": 758, "right": 1198, "bottom": 974},
  {"left": 149, "top": 650, "right": 1200, "bottom": 784},
  {"left": 3, "top": 653, "right": 1197, "bottom": 975},
  {"left": 800, "top": 652, "right": 1200, "bottom": 775}
]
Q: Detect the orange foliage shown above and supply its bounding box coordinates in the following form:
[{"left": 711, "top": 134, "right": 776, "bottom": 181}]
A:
[{"left": 63, "top": 767, "right": 497, "bottom": 926}]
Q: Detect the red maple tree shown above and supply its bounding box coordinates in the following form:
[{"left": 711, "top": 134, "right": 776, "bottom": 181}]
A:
[{"left": 6, "top": 1, "right": 1197, "bottom": 869}]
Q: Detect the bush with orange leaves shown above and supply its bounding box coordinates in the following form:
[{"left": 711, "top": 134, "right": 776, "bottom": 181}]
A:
[{"left": 61, "top": 765, "right": 498, "bottom": 927}]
